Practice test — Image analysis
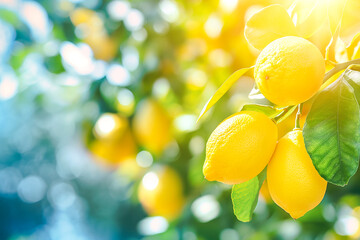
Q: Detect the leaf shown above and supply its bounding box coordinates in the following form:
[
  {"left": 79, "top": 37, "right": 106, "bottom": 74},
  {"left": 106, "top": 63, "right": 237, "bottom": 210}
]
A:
[
  {"left": 231, "top": 170, "right": 266, "bottom": 222},
  {"left": 325, "top": 30, "right": 349, "bottom": 63},
  {"left": 244, "top": 4, "right": 297, "bottom": 50},
  {"left": 303, "top": 71, "right": 360, "bottom": 186},
  {"left": 248, "top": 83, "right": 265, "bottom": 99},
  {"left": 197, "top": 67, "right": 252, "bottom": 122},
  {"left": 344, "top": 65, "right": 360, "bottom": 104},
  {"left": 327, "top": 0, "right": 360, "bottom": 46},
  {"left": 338, "top": 0, "right": 360, "bottom": 45},
  {"left": 325, "top": 29, "right": 339, "bottom": 62},
  {"left": 327, "top": 0, "right": 348, "bottom": 35},
  {"left": 346, "top": 32, "right": 360, "bottom": 59},
  {"left": 289, "top": 0, "right": 327, "bottom": 38},
  {"left": 241, "top": 104, "right": 282, "bottom": 118}
]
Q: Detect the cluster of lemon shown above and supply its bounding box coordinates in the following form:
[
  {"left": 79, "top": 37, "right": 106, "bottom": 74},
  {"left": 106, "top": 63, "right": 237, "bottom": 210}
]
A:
[
  {"left": 88, "top": 99, "right": 185, "bottom": 220},
  {"left": 203, "top": 36, "right": 327, "bottom": 219}
]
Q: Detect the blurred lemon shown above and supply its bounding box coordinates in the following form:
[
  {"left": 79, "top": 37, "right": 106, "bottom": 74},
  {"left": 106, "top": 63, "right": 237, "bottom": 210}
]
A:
[
  {"left": 267, "top": 130, "right": 327, "bottom": 219},
  {"left": 138, "top": 166, "right": 185, "bottom": 220},
  {"left": 90, "top": 113, "right": 137, "bottom": 167},
  {"left": 70, "top": 8, "right": 103, "bottom": 29},
  {"left": 133, "top": 99, "right": 172, "bottom": 155},
  {"left": 93, "top": 113, "right": 128, "bottom": 140},
  {"left": 90, "top": 129, "right": 136, "bottom": 167},
  {"left": 255, "top": 36, "right": 325, "bottom": 106},
  {"left": 85, "top": 34, "right": 118, "bottom": 61},
  {"left": 203, "top": 111, "right": 277, "bottom": 184}
]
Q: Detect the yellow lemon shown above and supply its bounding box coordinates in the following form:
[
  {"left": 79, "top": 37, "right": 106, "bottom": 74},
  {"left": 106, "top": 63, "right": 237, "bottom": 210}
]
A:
[
  {"left": 89, "top": 113, "right": 136, "bottom": 167},
  {"left": 133, "top": 99, "right": 172, "bottom": 155},
  {"left": 267, "top": 130, "right": 327, "bottom": 219},
  {"left": 70, "top": 8, "right": 101, "bottom": 27},
  {"left": 85, "top": 34, "right": 118, "bottom": 61},
  {"left": 203, "top": 111, "right": 277, "bottom": 185},
  {"left": 138, "top": 166, "right": 185, "bottom": 220},
  {"left": 89, "top": 129, "right": 137, "bottom": 167},
  {"left": 254, "top": 36, "right": 325, "bottom": 106},
  {"left": 93, "top": 113, "right": 128, "bottom": 140}
]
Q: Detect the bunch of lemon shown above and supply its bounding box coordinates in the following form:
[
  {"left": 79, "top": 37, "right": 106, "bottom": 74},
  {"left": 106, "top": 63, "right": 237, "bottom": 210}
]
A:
[
  {"left": 203, "top": 36, "right": 327, "bottom": 219},
  {"left": 88, "top": 99, "right": 185, "bottom": 220}
]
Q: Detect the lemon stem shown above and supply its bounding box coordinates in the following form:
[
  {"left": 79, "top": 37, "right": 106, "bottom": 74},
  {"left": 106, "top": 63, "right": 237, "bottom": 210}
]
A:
[
  {"left": 323, "top": 58, "right": 360, "bottom": 83},
  {"left": 295, "top": 104, "right": 303, "bottom": 130}
]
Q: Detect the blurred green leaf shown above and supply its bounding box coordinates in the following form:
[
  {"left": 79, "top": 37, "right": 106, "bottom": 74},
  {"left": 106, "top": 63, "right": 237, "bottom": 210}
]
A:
[
  {"left": 0, "top": 9, "right": 20, "bottom": 26},
  {"left": 231, "top": 169, "right": 266, "bottom": 222},
  {"left": 197, "top": 67, "right": 252, "bottom": 122},
  {"left": 303, "top": 68, "right": 360, "bottom": 186},
  {"left": 44, "top": 54, "right": 65, "bottom": 74}
]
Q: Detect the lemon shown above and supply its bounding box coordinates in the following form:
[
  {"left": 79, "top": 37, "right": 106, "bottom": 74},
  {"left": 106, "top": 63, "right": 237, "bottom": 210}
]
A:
[
  {"left": 267, "top": 130, "right": 327, "bottom": 219},
  {"left": 254, "top": 36, "right": 325, "bottom": 106},
  {"left": 90, "top": 129, "right": 137, "bottom": 167},
  {"left": 85, "top": 34, "right": 117, "bottom": 61},
  {"left": 70, "top": 8, "right": 101, "bottom": 27},
  {"left": 93, "top": 113, "right": 128, "bottom": 140},
  {"left": 203, "top": 111, "right": 277, "bottom": 185},
  {"left": 89, "top": 113, "right": 136, "bottom": 167},
  {"left": 138, "top": 166, "right": 185, "bottom": 220},
  {"left": 133, "top": 99, "right": 172, "bottom": 154}
]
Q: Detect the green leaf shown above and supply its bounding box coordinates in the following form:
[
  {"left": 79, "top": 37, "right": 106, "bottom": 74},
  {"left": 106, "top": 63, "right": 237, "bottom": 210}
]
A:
[
  {"left": 231, "top": 170, "right": 266, "bottom": 222},
  {"left": 197, "top": 67, "right": 252, "bottom": 122},
  {"left": 241, "top": 104, "right": 282, "bottom": 119},
  {"left": 303, "top": 71, "right": 360, "bottom": 186}
]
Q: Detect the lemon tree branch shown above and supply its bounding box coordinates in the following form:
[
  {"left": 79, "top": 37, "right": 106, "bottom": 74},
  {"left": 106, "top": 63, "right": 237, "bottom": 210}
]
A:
[
  {"left": 295, "top": 104, "right": 303, "bottom": 129},
  {"left": 323, "top": 58, "right": 360, "bottom": 83}
]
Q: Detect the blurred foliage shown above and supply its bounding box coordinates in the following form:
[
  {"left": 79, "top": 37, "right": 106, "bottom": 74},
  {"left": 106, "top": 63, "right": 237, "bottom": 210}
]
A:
[{"left": 1, "top": 0, "right": 360, "bottom": 240}]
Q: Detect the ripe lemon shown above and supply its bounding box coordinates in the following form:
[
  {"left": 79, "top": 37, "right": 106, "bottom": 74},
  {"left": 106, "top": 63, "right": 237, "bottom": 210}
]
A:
[
  {"left": 138, "top": 166, "right": 185, "bottom": 220},
  {"left": 267, "top": 130, "right": 327, "bottom": 219},
  {"left": 254, "top": 36, "right": 325, "bottom": 106},
  {"left": 203, "top": 111, "right": 278, "bottom": 185},
  {"left": 133, "top": 99, "right": 172, "bottom": 154}
]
